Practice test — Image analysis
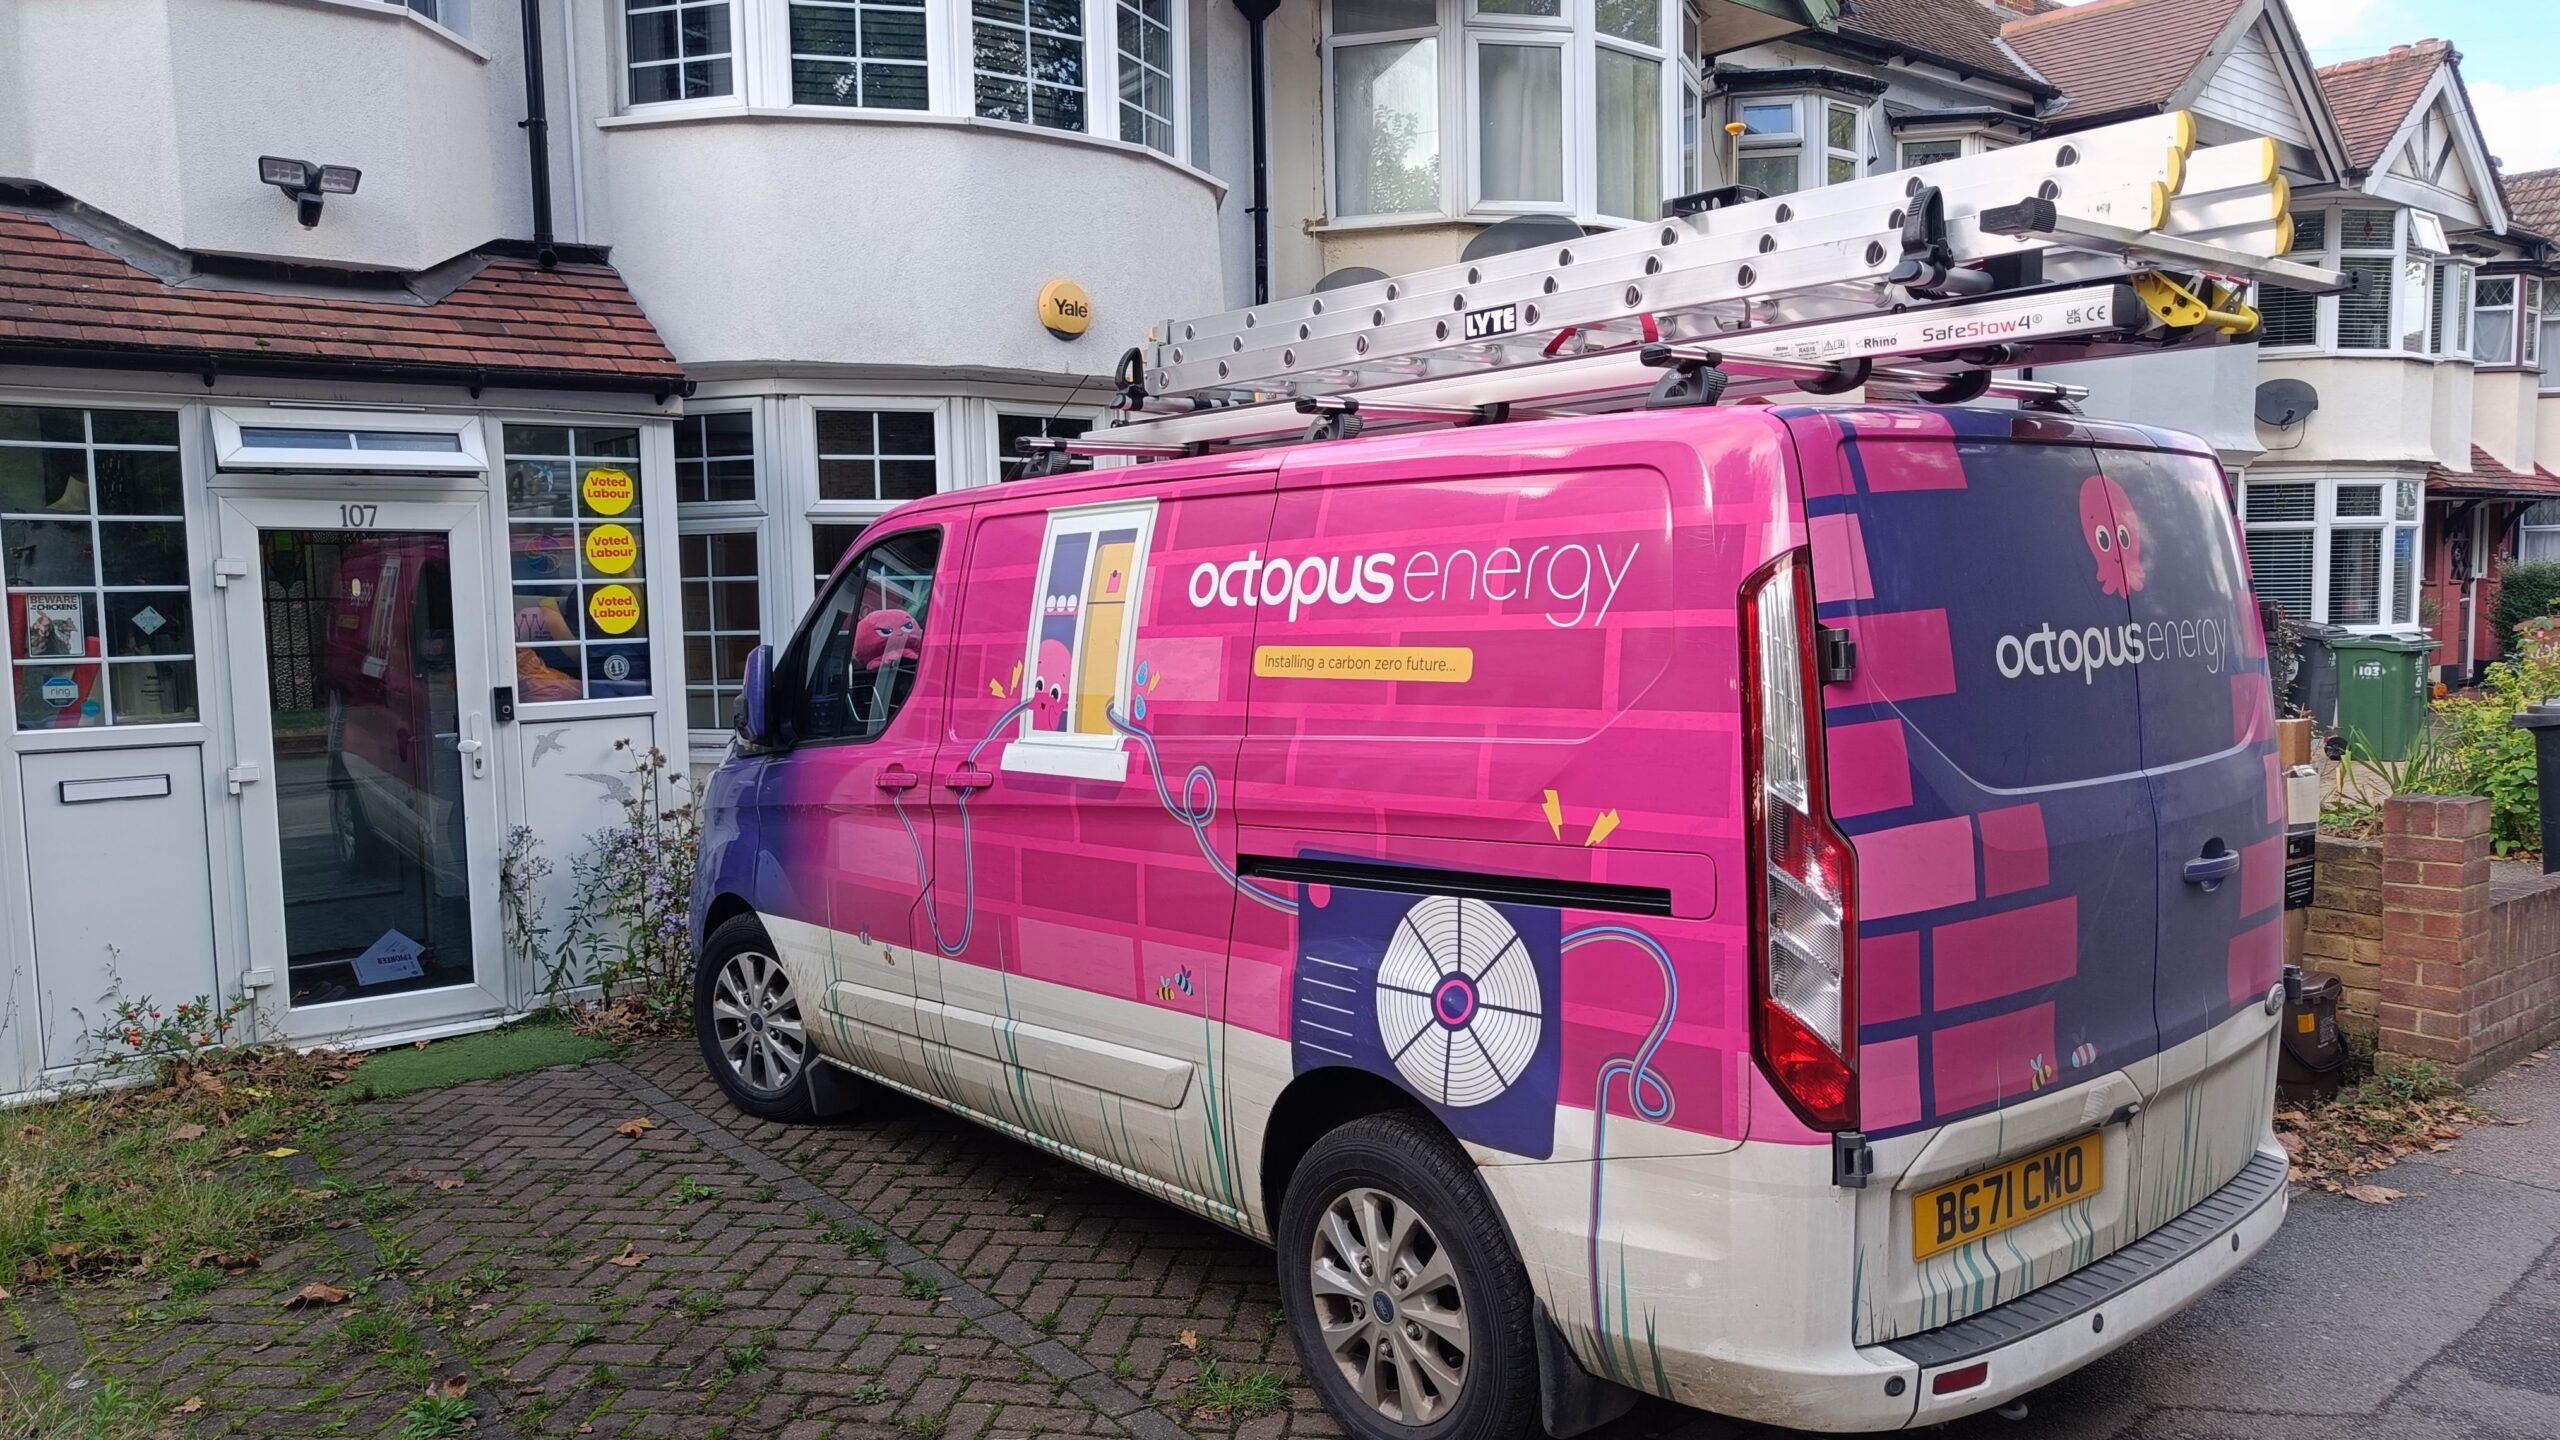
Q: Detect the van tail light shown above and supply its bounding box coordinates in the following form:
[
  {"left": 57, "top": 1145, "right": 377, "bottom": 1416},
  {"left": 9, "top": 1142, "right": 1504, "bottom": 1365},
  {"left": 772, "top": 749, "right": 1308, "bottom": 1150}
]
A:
[{"left": 1740, "top": 548, "right": 1859, "bottom": 1132}]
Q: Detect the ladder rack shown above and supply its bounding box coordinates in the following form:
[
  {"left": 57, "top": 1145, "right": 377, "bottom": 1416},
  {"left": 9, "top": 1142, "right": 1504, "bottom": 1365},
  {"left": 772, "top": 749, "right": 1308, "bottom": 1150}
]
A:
[{"left": 1014, "top": 112, "right": 2350, "bottom": 468}]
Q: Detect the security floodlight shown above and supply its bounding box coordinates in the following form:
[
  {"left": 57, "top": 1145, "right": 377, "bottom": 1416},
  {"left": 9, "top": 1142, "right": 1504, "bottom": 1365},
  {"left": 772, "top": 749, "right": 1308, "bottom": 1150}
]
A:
[{"left": 257, "top": 155, "right": 362, "bottom": 229}]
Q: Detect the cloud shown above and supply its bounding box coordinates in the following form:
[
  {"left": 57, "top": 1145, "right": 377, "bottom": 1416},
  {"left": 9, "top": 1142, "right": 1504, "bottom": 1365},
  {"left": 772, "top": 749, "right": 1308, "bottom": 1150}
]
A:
[{"left": 2469, "top": 79, "right": 2560, "bottom": 174}]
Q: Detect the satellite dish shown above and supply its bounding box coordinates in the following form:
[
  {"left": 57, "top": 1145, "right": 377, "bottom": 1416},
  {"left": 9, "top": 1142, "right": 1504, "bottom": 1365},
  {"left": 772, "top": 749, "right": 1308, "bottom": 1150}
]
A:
[
  {"left": 1462, "top": 213, "right": 1584, "bottom": 262},
  {"left": 2254, "top": 378, "right": 2319, "bottom": 427},
  {"left": 1312, "top": 266, "right": 1389, "bottom": 293}
]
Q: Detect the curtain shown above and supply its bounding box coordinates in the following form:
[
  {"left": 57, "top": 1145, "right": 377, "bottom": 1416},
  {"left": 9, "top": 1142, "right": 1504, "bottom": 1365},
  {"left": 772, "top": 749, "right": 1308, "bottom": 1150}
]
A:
[
  {"left": 1477, "top": 43, "right": 1562, "bottom": 205},
  {"left": 1595, "top": 48, "right": 1660, "bottom": 219}
]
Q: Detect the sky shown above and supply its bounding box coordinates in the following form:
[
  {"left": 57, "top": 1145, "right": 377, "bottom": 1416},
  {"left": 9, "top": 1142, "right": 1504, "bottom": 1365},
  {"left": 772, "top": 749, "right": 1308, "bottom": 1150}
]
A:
[{"left": 2057, "top": 0, "right": 2560, "bottom": 174}]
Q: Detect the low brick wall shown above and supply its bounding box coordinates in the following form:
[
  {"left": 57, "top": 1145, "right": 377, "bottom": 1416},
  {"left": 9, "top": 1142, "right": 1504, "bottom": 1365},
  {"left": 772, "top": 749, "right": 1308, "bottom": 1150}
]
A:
[
  {"left": 2302, "top": 833, "right": 2384, "bottom": 1033},
  {"left": 2375, "top": 796, "right": 2560, "bottom": 1083}
]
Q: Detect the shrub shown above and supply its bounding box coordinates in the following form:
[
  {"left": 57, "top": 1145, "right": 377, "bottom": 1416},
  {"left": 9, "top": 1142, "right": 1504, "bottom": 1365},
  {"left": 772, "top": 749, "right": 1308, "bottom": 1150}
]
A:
[
  {"left": 2491, "top": 558, "right": 2560, "bottom": 641},
  {"left": 2400, "top": 644, "right": 2560, "bottom": 855}
]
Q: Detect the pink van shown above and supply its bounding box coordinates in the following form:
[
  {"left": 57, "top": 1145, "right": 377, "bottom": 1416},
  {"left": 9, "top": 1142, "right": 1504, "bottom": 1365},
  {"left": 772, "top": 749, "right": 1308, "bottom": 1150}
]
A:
[{"left": 689, "top": 401, "right": 2287, "bottom": 1436}]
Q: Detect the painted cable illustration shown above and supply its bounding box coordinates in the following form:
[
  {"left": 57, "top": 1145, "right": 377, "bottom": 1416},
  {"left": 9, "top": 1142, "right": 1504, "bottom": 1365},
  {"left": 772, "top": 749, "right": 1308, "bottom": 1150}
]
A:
[
  {"left": 1563, "top": 922, "right": 1679, "bottom": 1385},
  {"left": 1106, "top": 708, "right": 1301, "bottom": 913},
  {"left": 890, "top": 697, "right": 1030, "bottom": 956}
]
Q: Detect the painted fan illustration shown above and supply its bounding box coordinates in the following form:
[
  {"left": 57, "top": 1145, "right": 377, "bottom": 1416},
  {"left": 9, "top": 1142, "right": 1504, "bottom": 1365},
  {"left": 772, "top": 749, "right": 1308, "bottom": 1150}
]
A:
[
  {"left": 1376, "top": 896, "right": 1543, "bottom": 1108},
  {"left": 1290, "top": 867, "right": 1563, "bottom": 1158}
]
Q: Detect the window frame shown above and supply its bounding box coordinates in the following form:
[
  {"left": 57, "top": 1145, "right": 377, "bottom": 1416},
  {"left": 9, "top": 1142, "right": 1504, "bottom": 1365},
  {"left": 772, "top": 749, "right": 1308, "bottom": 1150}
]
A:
[
  {"left": 2474, "top": 273, "right": 2520, "bottom": 367},
  {"left": 1729, "top": 89, "right": 1869, "bottom": 198},
  {"left": 797, "top": 397, "right": 952, "bottom": 603},
  {"left": 1324, "top": 0, "right": 1686, "bottom": 228},
  {"left": 998, "top": 497, "right": 1157, "bottom": 782},
  {"left": 498, "top": 422, "right": 658, "bottom": 709},
  {"left": 2239, "top": 475, "right": 2424, "bottom": 633},
  {"left": 676, "top": 524, "right": 767, "bottom": 740},
  {"left": 673, "top": 404, "right": 767, "bottom": 747},
  {"left": 617, "top": 0, "right": 1186, "bottom": 157}
]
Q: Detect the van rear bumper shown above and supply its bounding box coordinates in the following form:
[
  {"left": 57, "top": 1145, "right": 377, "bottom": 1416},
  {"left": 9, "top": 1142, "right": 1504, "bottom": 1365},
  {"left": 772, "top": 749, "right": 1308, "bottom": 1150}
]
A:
[{"left": 1711, "top": 1142, "right": 2283, "bottom": 1431}]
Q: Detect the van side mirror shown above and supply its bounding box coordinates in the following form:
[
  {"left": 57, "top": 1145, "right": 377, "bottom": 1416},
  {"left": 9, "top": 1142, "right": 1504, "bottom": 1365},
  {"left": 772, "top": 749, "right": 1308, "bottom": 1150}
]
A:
[{"left": 737, "top": 645, "right": 777, "bottom": 749}]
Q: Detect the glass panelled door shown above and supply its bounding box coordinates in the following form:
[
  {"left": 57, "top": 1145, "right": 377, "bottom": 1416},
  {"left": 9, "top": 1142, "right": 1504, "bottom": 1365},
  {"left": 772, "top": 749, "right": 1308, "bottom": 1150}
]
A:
[{"left": 220, "top": 497, "right": 504, "bottom": 1037}]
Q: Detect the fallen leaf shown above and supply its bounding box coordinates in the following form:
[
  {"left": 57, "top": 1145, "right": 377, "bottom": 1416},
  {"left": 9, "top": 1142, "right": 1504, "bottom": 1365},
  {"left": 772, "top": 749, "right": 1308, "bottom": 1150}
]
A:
[
  {"left": 606, "top": 1244, "right": 647, "bottom": 1268},
  {"left": 194, "top": 1071, "right": 227, "bottom": 1096},
  {"left": 193, "top": 1250, "right": 260, "bottom": 1271},
  {"left": 433, "top": 1178, "right": 466, "bottom": 1191},
  {"left": 613, "top": 1118, "right": 657, "bottom": 1139},
  {"left": 574, "top": 1254, "right": 599, "bottom": 1265},
  {"left": 2343, "top": 1184, "right": 2404, "bottom": 1205},
  {"left": 0, "top": 1285, "right": 11, "bottom": 1301},
  {"left": 262, "top": 1147, "right": 300, "bottom": 1160},
  {"left": 168, "top": 1123, "right": 207, "bottom": 1143},
  {"left": 284, "top": 1282, "right": 353, "bottom": 1308},
  {"left": 1177, "top": 1328, "right": 1200, "bottom": 1351},
  {"left": 2275, "top": 1132, "right": 2304, "bottom": 1157},
  {"left": 18, "top": 1124, "right": 42, "bottom": 1142},
  {"left": 438, "top": 1373, "right": 469, "bottom": 1398},
  {"left": 414, "top": 1040, "right": 432, "bottom": 1050},
  {"left": 171, "top": 1398, "right": 205, "bottom": 1416}
]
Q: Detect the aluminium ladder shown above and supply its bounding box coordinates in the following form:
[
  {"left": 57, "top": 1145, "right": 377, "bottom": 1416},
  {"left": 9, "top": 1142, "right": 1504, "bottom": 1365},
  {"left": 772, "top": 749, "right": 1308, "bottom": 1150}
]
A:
[{"left": 1017, "top": 112, "right": 2351, "bottom": 465}]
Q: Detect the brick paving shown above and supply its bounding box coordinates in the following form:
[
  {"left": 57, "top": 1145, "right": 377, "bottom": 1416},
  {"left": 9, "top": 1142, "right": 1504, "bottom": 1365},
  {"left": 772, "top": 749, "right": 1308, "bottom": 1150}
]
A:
[{"left": 3, "top": 1044, "right": 1346, "bottom": 1440}]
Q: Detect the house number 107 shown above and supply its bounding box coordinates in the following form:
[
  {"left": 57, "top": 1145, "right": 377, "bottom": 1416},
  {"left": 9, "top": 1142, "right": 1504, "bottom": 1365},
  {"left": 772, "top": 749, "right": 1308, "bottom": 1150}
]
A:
[{"left": 340, "top": 503, "right": 378, "bottom": 528}]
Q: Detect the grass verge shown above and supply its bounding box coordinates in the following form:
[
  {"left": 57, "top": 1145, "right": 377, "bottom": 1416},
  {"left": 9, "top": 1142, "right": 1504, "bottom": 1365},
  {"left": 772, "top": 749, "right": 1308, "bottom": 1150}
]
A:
[{"left": 335, "top": 1015, "right": 614, "bottom": 1101}]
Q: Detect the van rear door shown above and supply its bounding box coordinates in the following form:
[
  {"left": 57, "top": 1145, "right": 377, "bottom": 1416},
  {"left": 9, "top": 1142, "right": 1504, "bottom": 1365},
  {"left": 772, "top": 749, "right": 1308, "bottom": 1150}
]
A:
[
  {"left": 1787, "top": 408, "right": 2168, "bottom": 1343},
  {"left": 2093, "top": 443, "right": 2285, "bottom": 1229}
]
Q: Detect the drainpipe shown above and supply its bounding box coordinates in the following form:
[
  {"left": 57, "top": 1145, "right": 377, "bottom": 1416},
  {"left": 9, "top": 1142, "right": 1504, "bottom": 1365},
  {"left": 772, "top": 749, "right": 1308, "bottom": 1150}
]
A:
[
  {"left": 1233, "top": 0, "right": 1282, "bottom": 305},
  {"left": 519, "top": 0, "right": 559, "bottom": 268}
]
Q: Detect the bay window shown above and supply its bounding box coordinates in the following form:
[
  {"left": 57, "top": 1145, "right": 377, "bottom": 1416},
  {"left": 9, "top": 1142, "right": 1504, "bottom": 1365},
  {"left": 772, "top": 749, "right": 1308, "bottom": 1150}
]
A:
[
  {"left": 1899, "top": 137, "right": 1961, "bottom": 168},
  {"left": 675, "top": 410, "right": 766, "bottom": 743},
  {"left": 810, "top": 405, "right": 943, "bottom": 598},
  {"left": 2256, "top": 207, "right": 2477, "bottom": 358},
  {"left": 1732, "top": 93, "right": 1868, "bottom": 197},
  {"left": 1326, "top": 0, "right": 1688, "bottom": 225},
  {"left": 621, "top": 0, "right": 1186, "bottom": 158},
  {"left": 2240, "top": 477, "right": 2424, "bottom": 630},
  {"left": 2475, "top": 275, "right": 2516, "bottom": 366}
]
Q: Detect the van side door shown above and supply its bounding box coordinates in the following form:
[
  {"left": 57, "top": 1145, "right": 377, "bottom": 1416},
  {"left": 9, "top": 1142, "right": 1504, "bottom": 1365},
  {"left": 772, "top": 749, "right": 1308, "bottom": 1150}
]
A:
[
  {"left": 918, "top": 469, "right": 1275, "bottom": 1228},
  {"left": 766, "top": 520, "right": 960, "bottom": 1097}
]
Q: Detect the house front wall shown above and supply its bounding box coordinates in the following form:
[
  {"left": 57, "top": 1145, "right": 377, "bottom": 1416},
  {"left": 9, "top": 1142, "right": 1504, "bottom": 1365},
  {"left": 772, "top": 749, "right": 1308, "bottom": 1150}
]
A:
[{"left": 0, "top": 370, "right": 683, "bottom": 1103}]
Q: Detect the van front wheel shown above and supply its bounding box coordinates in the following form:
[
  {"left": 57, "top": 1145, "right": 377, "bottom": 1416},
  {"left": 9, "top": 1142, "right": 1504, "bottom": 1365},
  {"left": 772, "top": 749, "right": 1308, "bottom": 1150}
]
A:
[
  {"left": 1278, "top": 1112, "right": 1539, "bottom": 1440},
  {"left": 694, "top": 914, "right": 816, "bottom": 1122}
]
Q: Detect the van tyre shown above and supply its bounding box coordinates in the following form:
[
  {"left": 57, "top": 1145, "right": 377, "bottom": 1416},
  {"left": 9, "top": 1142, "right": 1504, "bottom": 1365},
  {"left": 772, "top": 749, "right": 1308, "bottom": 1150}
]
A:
[
  {"left": 1278, "top": 1112, "right": 1540, "bottom": 1440},
  {"left": 695, "top": 914, "right": 816, "bottom": 1123}
]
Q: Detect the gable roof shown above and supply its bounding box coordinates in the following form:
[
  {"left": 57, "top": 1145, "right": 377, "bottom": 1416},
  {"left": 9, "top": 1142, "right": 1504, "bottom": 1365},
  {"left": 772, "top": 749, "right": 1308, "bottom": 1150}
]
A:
[
  {"left": 1830, "top": 0, "right": 2055, "bottom": 94},
  {"left": 0, "top": 200, "right": 685, "bottom": 396},
  {"left": 2506, "top": 169, "right": 2560, "bottom": 243},
  {"left": 2316, "top": 40, "right": 2448, "bottom": 172},
  {"left": 2000, "top": 0, "right": 2242, "bottom": 123}
]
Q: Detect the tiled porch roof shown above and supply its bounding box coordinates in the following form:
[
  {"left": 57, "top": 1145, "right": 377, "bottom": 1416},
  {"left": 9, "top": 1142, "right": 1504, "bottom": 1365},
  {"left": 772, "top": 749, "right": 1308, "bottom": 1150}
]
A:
[
  {"left": 0, "top": 201, "right": 685, "bottom": 396},
  {"left": 2429, "top": 445, "right": 2560, "bottom": 499}
]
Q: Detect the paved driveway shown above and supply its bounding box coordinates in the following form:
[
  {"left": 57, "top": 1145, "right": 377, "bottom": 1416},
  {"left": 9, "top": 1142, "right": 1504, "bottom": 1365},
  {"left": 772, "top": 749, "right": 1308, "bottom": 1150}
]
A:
[{"left": 10, "top": 1045, "right": 2555, "bottom": 1440}]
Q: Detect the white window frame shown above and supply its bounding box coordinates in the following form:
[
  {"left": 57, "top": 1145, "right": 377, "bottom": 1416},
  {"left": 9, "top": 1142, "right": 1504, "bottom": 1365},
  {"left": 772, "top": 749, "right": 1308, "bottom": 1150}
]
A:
[
  {"left": 989, "top": 406, "right": 1104, "bottom": 482},
  {"left": 676, "top": 523, "right": 767, "bottom": 743},
  {"left": 614, "top": 0, "right": 1185, "bottom": 158},
  {"left": 2240, "top": 476, "right": 2424, "bottom": 632},
  {"left": 999, "top": 498, "right": 1157, "bottom": 782},
  {"left": 1730, "top": 89, "right": 1868, "bottom": 197},
  {"left": 2474, "top": 273, "right": 2520, "bottom": 367},
  {"left": 673, "top": 405, "right": 767, "bottom": 748},
  {"left": 796, "top": 397, "right": 952, "bottom": 602},
  {"left": 2258, "top": 206, "right": 2484, "bottom": 361},
  {"left": 209, "top": 407, "right": 487, "bottom": 474},
  {"left": 1323, "top": 0, "right": 1685, "bottom": 228}
]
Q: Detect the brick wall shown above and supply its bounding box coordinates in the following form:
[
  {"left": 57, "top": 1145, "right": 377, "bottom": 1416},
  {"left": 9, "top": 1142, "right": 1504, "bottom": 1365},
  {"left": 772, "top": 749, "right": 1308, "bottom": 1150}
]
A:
[
  {"left": 2375, "top": 796, "right": 2560, "bottom": 1082},
  {"left": 2302, "top": 834, "right": 2384, "bottom": 1032}
]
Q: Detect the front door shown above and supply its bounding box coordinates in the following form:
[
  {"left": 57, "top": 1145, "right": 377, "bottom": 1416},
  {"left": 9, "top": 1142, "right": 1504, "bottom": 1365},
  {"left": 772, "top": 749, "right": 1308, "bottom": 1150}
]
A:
[{"left": 219, "top": 496, "right": 505, "bottom": 1039}]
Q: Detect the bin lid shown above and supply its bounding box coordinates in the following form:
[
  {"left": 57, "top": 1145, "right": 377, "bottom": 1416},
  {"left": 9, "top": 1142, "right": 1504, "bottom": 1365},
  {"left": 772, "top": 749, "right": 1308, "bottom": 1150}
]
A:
[{"left": 2328, "top": 631, "right": 2438, "bottom": 653}]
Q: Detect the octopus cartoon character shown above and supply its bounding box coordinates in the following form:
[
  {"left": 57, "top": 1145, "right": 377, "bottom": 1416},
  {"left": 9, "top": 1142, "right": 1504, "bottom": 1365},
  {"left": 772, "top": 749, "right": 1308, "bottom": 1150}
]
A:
[
  {"left": 852, "top": 608, "right": 921, "bottom": 673},
  {"left": 2077, "top": 474, "right": 2145, "bottom": 596},
  {"left": 1030, "top": 638, "right": 1073, "bottom": 730}
]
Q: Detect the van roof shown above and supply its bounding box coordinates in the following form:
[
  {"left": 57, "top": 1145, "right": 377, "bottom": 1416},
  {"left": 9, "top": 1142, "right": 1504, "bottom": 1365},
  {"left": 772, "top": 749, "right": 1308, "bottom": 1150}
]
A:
[{"left": 911, "top": 403, "right": 2219, "bottom": 518}]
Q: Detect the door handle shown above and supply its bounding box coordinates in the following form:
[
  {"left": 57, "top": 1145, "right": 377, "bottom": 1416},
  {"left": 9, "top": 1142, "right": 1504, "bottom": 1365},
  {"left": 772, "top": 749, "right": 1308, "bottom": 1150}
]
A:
[
  {"left": 456, "top": 714, "right": 486, "bottom": 777},
  {"left": 944, "top": 766, "right": 996, "bottom": 793},
  {"left": 875, "top": 766, "right": 921, "bottom": 793},
  {"left": 2182, "top": 845, "right": 2241, "bottom": 890}
]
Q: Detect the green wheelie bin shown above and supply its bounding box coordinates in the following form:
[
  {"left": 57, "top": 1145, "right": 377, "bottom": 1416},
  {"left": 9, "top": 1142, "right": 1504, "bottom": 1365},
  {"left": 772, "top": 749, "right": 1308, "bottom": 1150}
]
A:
[{"left": 2329, "top": 631, "right": 2437, "bottom": 760}]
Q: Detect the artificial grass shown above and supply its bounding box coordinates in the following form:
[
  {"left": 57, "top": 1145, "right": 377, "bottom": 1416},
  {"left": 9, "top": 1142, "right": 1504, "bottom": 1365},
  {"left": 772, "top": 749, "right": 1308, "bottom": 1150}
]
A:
[{"left": 337, "top": 1019, "right": 615, "bottom": 1100}]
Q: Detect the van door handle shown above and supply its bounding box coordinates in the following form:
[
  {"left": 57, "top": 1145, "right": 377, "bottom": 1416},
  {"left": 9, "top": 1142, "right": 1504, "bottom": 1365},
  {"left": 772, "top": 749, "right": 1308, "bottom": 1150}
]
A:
[
  {"left": 2182, "top": 845, "right": 2241, "bottom": 890},
  {"left": 875, "top": 766, "right": 921, "bottom": 793},
  {"left": 944, "top": 766, "right": 996, "bottom": 793}
]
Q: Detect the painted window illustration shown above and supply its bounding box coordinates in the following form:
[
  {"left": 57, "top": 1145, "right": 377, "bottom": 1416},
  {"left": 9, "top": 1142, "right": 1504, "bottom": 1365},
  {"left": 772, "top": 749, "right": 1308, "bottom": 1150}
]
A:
[{"left": 1004, "top": 502, "right": 1154, "bottom": 778}]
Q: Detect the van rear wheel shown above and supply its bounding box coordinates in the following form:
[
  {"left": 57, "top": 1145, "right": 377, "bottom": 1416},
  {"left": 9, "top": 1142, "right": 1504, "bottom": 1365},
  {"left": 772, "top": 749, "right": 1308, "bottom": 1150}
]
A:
[
  {"left": 1277, "top": 1112, "right": 1539, "bottom": 1440},
  {"left": 694, "top": 914, "right": 816, "bottom": 1122}
]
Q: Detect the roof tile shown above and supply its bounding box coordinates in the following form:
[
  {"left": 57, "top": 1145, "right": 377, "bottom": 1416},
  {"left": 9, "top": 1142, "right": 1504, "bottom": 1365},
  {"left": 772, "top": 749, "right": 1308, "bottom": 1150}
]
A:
[
  {"left": 0, "top": 209, "right": 683, "bottom": 386},
  {"left": 2315, "top": 40, "right": 2448, "bottom": 171},
  {"left": 2500, "top": 167, "right": 2560, "bottom": 241},
  {"left": 1836, "top": 0, "right": 2051, "bottom": 91},
  {"left": 2001, "top": 0, "right": 2242, "bottom": 124}
]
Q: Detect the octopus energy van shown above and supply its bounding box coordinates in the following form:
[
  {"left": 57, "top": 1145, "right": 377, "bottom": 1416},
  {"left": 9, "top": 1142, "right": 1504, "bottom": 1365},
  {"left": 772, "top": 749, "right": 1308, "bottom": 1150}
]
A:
[{"left": 689, "top": 114, "right": 2312, "bottom": 1438}]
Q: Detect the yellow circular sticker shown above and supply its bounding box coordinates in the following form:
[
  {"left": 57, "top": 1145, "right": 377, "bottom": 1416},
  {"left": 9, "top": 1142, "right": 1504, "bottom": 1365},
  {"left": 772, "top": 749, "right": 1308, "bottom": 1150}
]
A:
[
  {"left": 583, "top": 523, "right": 638, "bottom": 575},
  {"left": 581, "top": 465, "right": 635, "bottom": 516},
  {"left": 587, "top": 583, "right": 642, "bottom": 635}
]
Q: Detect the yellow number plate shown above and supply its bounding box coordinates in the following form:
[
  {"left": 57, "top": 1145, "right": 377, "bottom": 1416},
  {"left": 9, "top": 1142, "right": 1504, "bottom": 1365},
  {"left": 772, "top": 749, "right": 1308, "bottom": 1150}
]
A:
[{"left": 1911, "top": 1134, "right": 2103, "bottom": 1261}]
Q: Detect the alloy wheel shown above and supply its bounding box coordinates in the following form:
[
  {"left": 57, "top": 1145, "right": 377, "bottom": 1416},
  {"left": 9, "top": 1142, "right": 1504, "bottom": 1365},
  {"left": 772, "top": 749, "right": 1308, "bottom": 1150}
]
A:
[
  {"left": 1307, "top": 1185, "right": 1471, "bottom": 1425},
  {"left": 710, "top": 949, "right": 806, "bottom": 1094}
]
